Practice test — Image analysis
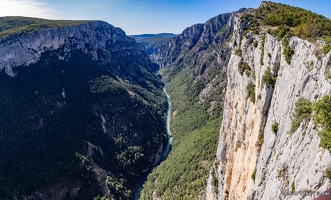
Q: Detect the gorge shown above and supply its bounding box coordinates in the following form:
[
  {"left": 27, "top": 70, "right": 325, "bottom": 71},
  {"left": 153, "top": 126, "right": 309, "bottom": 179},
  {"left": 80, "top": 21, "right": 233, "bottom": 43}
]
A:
[{"left": 1, "top": 1, "right": 331, "bottom": 200}]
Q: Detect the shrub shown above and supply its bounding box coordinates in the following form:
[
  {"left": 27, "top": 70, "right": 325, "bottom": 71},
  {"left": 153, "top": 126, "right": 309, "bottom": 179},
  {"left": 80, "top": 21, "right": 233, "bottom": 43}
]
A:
[
  {"left": 235, "top": 48, "right": 242, "bottom": 56},
  {"left": 256, "top": 2, "right": 331, "bottom": 41},
  {"left": 89, "top": 75, "right": 125, "bottom": 94},
  {"left": 238, "top": 60, "right": 250, "bottom": 76},
  {"left": 275, "top": 25, "right": 291, "bottom": 40},
  {"left": 212, "top": 173, "right": 219, "bottom": 194},
  {"left": 260, "top": 34, "right": 266, "bottom": 65},
  {"left": 313, "top": 94, "right": 331, "bottom": 150},
  {"left": 251, "top": 169, "right": 257, "bottom": 182},
  {"left": 245, "top": 70, "right": 251, "bottom": 77},
  {"left": 282, "top": 33, "right": 294, "bottom": 64},
  {"left": 283, "top": 45, "right": 295, "bottom": 64},
  {"left": 253, "top": 41, "right": 258, "bottom": 48},
  {"left": 257, "top": 133, "right": 264, "bottom": 145},
  {"left": 261, "top": 68, "right": 276, "bottom": 87},
  {"left": 246, "top": 81, "right": 256, "bottom": 103},
  {"left": 326, "top": 168, "right": 331, "bottom": 179},
  {"left": 291, "top": 182, "right": 295, "bottom": 191},
  {"left": 323, "top": 44, "right": 331, "bottom": 54},
  {"left": 290, "top": 98, "right": 312, "bottom": 133},
  {"left": 272, "top": 122, "right": 279, "bottom": 134}
]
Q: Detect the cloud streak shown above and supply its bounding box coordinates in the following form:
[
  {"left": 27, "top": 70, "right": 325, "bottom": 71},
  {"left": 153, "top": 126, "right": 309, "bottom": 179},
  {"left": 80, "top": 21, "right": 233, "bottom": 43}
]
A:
[{"left": 0, "top": 0, "right": 55, "bottom": 19}]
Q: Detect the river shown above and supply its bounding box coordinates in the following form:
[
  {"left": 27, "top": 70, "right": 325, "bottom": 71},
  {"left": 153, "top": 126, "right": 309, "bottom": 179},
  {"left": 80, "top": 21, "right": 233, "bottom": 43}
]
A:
[{"left": 134, "top": 87, "right": 173, "bottom": 200}]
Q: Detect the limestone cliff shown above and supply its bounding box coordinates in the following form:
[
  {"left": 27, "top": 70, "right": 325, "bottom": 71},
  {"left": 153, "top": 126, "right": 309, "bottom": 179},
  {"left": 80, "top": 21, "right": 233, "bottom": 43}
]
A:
[
  {"left": 0, "top": 20, "right": 151, "bottom": 76},
  {"left": 207, "top": 11, "right": 331, "bottom": 200}
]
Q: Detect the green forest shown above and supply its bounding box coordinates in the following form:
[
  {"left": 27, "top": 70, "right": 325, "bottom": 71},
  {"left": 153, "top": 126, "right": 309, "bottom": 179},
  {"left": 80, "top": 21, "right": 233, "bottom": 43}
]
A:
[
  {"left": 0, "top": 46, "right": 167, "bottom": 199},
  {"left": 0, "top": 16, "right": 93, "bottom": 38}
]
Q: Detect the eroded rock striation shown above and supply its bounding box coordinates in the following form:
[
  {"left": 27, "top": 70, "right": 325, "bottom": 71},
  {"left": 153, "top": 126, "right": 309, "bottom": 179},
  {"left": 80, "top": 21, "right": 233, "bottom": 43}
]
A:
[
  {"left": 0, "top": 20, "right": 150, "bottom": 76},
  {"left": 207, "top": 11, "right": 331, "bottom": 200}
]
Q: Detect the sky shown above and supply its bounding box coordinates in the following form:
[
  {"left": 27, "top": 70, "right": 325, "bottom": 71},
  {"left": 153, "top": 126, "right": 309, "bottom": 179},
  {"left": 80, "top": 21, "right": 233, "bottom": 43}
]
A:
[{"left": 0, "top": 0, "right": 331, "bottom": 35}]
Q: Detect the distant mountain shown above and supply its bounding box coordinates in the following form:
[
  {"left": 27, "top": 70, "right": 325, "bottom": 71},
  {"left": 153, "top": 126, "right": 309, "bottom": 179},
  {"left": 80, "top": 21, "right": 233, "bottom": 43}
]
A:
[
  {"left": 130, "top": 33, "right": 177, "bottom": 54},
  {"left": 131, "top": 33, "right": 177, "bottom": 38},
  {"left": 0, "top": 16, "right": 167, "bottom": 200}
]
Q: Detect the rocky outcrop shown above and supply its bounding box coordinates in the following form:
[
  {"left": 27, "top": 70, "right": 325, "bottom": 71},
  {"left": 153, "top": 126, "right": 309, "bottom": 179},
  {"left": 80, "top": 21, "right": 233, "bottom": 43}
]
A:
[
  {"left": 150, "top": 12, "right": 241, "bottom": 73},
  {"left": 207, "top": 13, "right": 331, "bottom": 200},
  {"left": 0, "top": 21, "right": 150, "bottom": 76}
]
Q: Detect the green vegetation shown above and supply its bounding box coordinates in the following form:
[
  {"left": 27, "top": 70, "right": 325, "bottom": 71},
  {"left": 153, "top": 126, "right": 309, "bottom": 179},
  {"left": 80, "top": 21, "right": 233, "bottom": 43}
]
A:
[
  {"left": 257, "top": 133, "right": 264, "bottom": 145},
  {"left": 253, "top": 40, "right": 258, "bottom": 48},
  {"left": 289, "top": 94, "right": 331, "bottom": 152},
  {"left": 235, "top": 48, "right": 242, "bottom": 56},
  {"left": 89, "top": 75, "right": 125, "bottom": 94},
  {"left": 275, "top": 25, "right": 291, "bottom": 40},
  {"left": 140, "top": 21, "right": 232, "bottom": 198},
  {"left": 282, "top": 33, "right": 295, "bottom": 64},
  {"left": 239, "top": 14, "right": 260, "bottom": 35},
  {"left": 260, "top": 34, "right": 266, "bottom": 65},
  {"left": 239, "top": 2, "right": 331, "bottom": 65},
  {"left": 0, "top": 16, "right": 93, "bottom": 38},
  {"left": 245, "top": 70, "right": 251, "bottom": 77},
  {"left": 272, "top": 122, "right": 279, "bottom": 134},
  {"left": 140, "top": 117, "right": 222, "bottom": 199},
  {"left": 291, "top": 182, "right": 295, "bottom": 191},
  {"left": 140, "top": 62, "right": 225, "bottom": 199},
  {"left": 290, "top": 98, "right": 312, "bottom": 133},
  {"left": 246, "top": 81, "right": 256, "bottom": 103},
  {"left": 251, "top": 169, "right": 257, "bottom": 182},
  {"left": 326, "top": 64, "right": 331, "bottom": 81},
  {"left": 257, "top": 1, "right": 331, "bottom": 41},
  {"left": 212, "top": 174, "right": 218, "bottom": 188},
  {"left": 323, "top": 44, "right": 331, "bottom": 54},
  {"left": 261, "top": 68, "right": 277, "bottom": 87},
  {"left": 313, "top": 95, "right": 331, "bottom": 150},
  {"left": 326, "top": 168, "right": 331, "bottom": 179},
  {"left": 238, "top": 60, "right": 250, "bottom": 76},
  {"left": 0, "top": 47, "right": 167, "bottom": 199}
]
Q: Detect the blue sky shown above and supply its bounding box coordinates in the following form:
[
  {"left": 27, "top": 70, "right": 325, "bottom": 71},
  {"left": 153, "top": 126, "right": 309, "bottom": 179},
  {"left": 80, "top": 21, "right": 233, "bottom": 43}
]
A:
[{"left": 0, "top": 0, "right": 330, "bottom": 35}]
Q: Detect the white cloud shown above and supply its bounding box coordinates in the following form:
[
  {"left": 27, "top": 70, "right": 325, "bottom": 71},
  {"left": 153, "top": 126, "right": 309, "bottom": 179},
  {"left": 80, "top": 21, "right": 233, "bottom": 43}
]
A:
[{"left": 0, "top": 0, "right": 55, "bottom": 19}]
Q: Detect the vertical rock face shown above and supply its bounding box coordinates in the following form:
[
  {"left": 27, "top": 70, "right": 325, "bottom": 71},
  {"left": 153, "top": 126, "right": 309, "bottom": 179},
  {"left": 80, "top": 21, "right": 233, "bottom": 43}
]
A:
[
  {"left": 0, "top": 18, "right": 167, "bottom": 200},
  {"left": 207, "top": 13, "right": 331, "bottom": 200},
  {"left": 150, "top": 12, "right": 237, "bottom": 71},
  {"left": 0, "top": 21, "right": 151, "bottom": 76}
]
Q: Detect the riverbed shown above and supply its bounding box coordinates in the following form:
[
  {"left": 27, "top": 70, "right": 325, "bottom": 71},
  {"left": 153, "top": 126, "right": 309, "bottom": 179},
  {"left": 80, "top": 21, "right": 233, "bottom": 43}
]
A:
[{"left": 134, "top": 87, "right": 172, "bottom": 200}]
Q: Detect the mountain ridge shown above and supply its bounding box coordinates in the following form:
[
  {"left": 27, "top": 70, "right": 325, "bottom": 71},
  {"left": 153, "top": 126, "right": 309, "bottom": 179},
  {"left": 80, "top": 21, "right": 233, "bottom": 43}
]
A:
[{"left": 0, "top": 18, "right": 167, "bottom": 200}]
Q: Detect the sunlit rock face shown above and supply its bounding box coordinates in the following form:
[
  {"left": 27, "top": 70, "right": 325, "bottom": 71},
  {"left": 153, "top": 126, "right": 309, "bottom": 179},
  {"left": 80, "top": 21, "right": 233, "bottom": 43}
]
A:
[{"left": 207, "top": 12, "right": 331, "bottom": 200}]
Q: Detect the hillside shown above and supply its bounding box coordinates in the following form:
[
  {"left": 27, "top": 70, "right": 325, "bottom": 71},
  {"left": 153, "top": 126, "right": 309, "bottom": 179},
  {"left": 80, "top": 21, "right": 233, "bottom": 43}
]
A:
[
  {"left": 0, "top": 18, "right": 167, "bottom": 200},
  {"left": 139, "top": 11, "right": 241, "bottom": 199},
  {"left": 0, "top": 16, "right": 94, "bottom": 38}
]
